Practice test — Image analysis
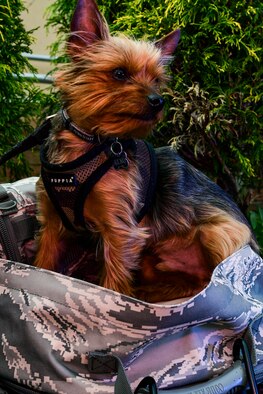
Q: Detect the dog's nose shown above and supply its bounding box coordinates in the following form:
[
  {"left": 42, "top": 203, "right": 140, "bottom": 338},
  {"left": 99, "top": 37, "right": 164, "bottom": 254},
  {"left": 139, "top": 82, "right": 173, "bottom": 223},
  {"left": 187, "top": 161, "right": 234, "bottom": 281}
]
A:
[{"left": 147, "top": 94, "right": 164, "bottom": 112}]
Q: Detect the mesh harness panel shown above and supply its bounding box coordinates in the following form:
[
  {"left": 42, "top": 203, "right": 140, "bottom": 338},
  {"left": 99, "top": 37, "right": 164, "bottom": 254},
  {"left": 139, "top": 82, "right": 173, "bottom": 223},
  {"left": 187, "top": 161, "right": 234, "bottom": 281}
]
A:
[
  {"left": 0, "top": 108, "right": 157, "bottom": 233},
  {"left": 41, "top": 137, "right": 157, "bottom": 232}
]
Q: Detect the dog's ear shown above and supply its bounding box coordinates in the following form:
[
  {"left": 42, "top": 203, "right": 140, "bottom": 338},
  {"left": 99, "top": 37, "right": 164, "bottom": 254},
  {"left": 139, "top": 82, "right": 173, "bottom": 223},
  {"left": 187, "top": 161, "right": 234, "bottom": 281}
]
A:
[
  {"left": 68, "top": 0, "right": 110, "bottom": 58},
  {"left": 155, "top": 29, "right": 181, "bottom": 57}
]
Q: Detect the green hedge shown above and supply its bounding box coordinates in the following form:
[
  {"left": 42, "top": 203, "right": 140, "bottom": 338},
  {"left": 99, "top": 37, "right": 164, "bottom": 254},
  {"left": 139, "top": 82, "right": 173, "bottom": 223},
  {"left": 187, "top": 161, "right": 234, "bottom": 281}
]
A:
[{"left": 0, "top": 0, "right": 50, "bottom": 180}]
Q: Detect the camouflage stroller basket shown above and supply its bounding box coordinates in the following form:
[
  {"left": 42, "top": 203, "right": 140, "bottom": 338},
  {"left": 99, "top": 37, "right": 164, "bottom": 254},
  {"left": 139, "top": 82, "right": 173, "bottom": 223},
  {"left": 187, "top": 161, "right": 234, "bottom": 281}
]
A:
[{"left": 0, "top": 178, "right": 262, "bottom": 394}]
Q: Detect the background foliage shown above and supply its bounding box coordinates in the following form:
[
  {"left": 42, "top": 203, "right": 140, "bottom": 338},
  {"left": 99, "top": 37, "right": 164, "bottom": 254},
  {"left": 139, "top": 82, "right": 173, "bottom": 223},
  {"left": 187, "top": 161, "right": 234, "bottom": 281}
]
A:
[
  {"left": 0, "top": 0, "right": 51, "bottom": 180},
  {"left": 46, "top": 0, "right": 262, "bottom": 247}
]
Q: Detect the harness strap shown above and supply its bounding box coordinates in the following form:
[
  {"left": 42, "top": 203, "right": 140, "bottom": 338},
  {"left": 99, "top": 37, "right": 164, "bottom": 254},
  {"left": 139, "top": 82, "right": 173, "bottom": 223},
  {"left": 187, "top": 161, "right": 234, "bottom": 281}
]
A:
[
  {"left": 41, "top": 153, "right": 115, "bottom": 231},
  {"left": 135, "top": 141, "right": 157, "bottom": 223},
  {"left": 0, "top": 117, "right": 52, "bottom": 166},
  {"left": 41, "top": 138, "right": 157, "bottom": 231},
  {"left": 41, "top": 138, "right": 140, "bottom": 231},
  {"left": 0, "top": 108, "right": 157, "bottom": 232}
]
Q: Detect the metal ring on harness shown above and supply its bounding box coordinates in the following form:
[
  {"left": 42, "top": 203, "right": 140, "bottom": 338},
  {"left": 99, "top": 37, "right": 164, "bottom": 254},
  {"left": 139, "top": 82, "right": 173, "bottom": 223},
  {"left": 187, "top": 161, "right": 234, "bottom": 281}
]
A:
[
  {"left": 110, "top": 139, "right": 123, "bottom": 157},
  {"left": 108, "top": 139, "right": 129, "bottom": 170}
]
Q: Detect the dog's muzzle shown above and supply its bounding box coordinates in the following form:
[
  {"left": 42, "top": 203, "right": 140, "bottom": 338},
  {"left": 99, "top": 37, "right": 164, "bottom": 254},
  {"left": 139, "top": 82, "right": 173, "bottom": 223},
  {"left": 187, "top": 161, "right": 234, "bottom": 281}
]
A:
[{"left": 147, "top": 94, "right": 164, "bottom": 113}]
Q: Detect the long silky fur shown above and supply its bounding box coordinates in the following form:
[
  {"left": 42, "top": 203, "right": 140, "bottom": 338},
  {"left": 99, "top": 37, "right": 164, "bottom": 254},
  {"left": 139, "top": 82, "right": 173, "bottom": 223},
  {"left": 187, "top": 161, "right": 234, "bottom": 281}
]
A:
[{"left": 35, "top": 0, "right": 258, "bottom": 302}]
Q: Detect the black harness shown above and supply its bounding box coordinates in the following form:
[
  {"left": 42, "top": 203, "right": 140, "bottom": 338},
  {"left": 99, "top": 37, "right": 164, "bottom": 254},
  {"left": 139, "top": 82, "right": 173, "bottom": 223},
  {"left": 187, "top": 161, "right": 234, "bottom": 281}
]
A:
[{"left": 0, "top": 109, "right": 157, "bottom": 233}]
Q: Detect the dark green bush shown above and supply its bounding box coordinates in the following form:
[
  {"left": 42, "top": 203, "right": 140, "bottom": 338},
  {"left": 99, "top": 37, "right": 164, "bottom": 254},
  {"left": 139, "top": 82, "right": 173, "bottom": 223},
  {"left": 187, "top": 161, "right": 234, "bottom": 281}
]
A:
[
  {"left": 249, "top": 207, "right": 263, "bottom": 249},
  {"left": 0, "top": 0, "right": 50, "bottom": 180},
  {"left": 165, "top": 1, "right": 262, "bottom": 212},
  {"left": 45, "top": 0, "right": 262, "bottom": 250}
]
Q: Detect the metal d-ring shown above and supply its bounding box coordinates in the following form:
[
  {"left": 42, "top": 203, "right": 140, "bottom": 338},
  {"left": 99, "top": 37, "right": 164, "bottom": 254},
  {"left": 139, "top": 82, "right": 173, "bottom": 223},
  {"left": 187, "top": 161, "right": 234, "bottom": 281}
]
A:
[
  {"left": 107, "top": 138, "right": 129, "bottom": 170},
  {"left": 110, "top": 139, "right": 123, "bottom": 157}
]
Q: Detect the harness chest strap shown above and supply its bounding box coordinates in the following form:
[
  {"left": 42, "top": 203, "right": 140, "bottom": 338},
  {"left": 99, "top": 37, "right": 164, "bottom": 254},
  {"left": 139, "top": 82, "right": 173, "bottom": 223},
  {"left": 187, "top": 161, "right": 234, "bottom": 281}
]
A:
[
  {"left": 41, "top": 132, "right": 157, "bottom": 232},
  {"left": 0, "top": 107, "right": 157, "bottom": 233}
]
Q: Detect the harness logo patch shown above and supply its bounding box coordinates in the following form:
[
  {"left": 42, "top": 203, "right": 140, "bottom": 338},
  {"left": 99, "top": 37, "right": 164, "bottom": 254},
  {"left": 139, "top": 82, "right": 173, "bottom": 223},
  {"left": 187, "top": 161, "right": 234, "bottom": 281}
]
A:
[{"left": 50, "top": 174, "right": 78, "bottom": 186}]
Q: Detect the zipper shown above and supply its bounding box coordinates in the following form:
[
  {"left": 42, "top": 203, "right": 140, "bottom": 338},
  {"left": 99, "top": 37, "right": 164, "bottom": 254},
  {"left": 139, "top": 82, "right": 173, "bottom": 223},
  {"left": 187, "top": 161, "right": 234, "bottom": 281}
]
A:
[
  {"left": 0, "top": 215, "right": 21, "bottom": 262},
  {"left": 0, "top": 196, "right": 21, "bottom": 262}
]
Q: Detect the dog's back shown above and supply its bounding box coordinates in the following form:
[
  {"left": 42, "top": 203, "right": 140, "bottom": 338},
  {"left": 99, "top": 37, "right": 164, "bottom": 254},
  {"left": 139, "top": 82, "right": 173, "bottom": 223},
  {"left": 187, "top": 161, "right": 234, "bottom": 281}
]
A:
[
  {"left": 154, "top": 147, "right": 254, "bottom": 229},
  {"left": 133, "top": 146, "right": 258, "bottom": 302}
]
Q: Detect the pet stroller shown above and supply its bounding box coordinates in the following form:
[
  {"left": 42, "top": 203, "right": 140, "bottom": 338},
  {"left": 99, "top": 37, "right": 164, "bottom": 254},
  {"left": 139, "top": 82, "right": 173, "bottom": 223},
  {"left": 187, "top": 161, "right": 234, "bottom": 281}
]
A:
[{"left": 0, "top": 177, "right": 262, "bottom": 394}]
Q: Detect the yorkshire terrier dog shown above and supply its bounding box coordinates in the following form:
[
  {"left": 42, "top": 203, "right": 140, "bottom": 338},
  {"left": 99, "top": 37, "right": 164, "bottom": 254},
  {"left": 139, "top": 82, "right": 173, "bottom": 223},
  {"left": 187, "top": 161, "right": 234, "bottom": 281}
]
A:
[{"left": 35, "top": 0, "right": 258, "bottom": 302}]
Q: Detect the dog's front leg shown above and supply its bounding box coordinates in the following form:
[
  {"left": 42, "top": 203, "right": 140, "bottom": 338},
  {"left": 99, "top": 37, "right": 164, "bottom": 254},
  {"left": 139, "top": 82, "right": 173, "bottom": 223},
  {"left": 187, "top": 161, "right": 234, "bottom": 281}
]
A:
[
  {"left": 84, "top": 171, "right": 149, "bottom": 296},
  {"left": 35, "top": 180, "right": 65, "bottom": 271},
  {"left": 101, "top": 219, "right": 149, "bottom": 295}
]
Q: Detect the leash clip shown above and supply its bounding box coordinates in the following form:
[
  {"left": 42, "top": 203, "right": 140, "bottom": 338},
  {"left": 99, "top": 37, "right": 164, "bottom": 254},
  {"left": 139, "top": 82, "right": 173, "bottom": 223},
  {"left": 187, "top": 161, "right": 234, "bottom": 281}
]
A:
[{"left": 109, "top": 139, "right": 129, "bottom": 170}]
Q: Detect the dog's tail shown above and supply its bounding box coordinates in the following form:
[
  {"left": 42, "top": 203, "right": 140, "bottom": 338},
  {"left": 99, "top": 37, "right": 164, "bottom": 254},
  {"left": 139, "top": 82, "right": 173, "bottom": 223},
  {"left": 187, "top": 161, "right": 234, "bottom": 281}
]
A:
[{"left": 0, "top": 116, "right": 53, "bottom": 166}]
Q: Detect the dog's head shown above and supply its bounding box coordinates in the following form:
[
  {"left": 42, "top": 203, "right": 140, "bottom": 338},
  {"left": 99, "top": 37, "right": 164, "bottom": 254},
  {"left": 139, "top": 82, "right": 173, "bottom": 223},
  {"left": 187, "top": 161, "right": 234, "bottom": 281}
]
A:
[{"left": 57, "top": 0, "right": 180, "bottom": 138}]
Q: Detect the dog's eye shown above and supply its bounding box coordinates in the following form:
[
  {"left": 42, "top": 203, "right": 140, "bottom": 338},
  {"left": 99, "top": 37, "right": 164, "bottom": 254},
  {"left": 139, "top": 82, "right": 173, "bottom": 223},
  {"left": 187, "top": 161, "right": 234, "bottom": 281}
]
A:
[{"left": 112, "top": 68, "right": 128, "bottom": 81}]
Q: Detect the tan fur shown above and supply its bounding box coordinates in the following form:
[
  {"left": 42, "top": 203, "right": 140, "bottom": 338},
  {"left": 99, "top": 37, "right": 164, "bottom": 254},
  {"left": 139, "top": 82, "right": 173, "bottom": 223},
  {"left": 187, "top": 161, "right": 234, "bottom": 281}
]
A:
[
  {"left": 35, "top": 0, "right": 258, "bottom": 302},
  {"left": 56, "top": 37, "right": 167, "bottom": 138},
  {"left": 35, "top": 182, "right": 67, "bottom": 271},
  {"left": 198, "top": 211, "right": 252, "bottom": 266}
]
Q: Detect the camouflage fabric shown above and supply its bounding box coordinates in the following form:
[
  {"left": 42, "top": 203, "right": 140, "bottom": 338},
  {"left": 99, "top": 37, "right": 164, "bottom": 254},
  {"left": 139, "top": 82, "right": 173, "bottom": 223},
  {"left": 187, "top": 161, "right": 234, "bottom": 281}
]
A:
[
  {"left": 0, "top": 245, "right": 262, "bottom": 393},
  {"left": 0, "top": 177, "right": 38, "bottom": 264}
]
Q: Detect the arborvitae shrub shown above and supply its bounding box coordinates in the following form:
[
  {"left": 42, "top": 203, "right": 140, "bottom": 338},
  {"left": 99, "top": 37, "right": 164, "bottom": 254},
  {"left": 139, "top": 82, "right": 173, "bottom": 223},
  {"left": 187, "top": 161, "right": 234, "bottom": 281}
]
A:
[{"left": 0, "top": 0, "right": 50, "bottom": 180}]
